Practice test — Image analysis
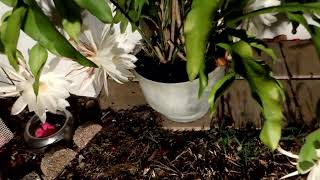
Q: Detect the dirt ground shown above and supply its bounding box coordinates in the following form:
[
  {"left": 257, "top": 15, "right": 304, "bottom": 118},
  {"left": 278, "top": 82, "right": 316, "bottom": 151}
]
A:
[
  {"left": 60, "top": 106, "right": 306, "bottom": 180},
  {"left": 0, "top": 97, "right": 308, "bottom": 179}
]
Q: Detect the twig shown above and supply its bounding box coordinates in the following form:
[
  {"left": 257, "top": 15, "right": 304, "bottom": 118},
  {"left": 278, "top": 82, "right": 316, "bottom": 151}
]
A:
[
  {"left": 168, "top": 0, "right": 176, "bottom": 61},
  {"left": 171, "top": 0, "right": 176, "bottom": 42},
  {"left": 153, "top": 160, "right": 178, "bottom": 174},
  {"left": 278, "top": 42, "right": 303, "bottom": 122},
  {"left": 175, "top": 1, "right": 182, "bottom": 29},
  {"left": 160, "top": 0, "right": 164, "bottom": 23},
  {"left": 177, "top": 51, "right": 186, "bottom": 61},
  {"left": 154, "top": 46, "right": 166, "bottom": 63}
]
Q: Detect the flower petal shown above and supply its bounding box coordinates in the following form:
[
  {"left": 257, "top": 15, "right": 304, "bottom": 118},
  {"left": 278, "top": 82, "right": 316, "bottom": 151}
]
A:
[
  {"left": 307, "top": 164, "right": 320, "bottom": 180},
  {"left": 11, "top": 96, "right": 27, "bottom": 115},
  {"left": 280, "top": 171, "right": 299, "bottom": 179}
]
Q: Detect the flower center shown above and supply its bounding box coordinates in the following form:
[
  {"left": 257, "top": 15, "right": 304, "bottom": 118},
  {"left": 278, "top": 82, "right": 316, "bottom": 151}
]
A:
[
  {"left": 77, "top": 41, "right": 96, "bottom": 58},
  {"left": 39, "top": 82, "right": 48, "bottom": 93}
]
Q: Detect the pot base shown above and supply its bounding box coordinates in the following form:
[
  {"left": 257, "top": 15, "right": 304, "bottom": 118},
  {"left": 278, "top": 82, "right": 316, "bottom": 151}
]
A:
[{"left": 155, "top": 107, "right": 210, "bottom": 123}]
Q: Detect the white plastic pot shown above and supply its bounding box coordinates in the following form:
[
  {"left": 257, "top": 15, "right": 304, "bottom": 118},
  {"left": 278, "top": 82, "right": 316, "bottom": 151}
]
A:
[{"left": 135, "top": 67, "right": 225, "bottom": 122}]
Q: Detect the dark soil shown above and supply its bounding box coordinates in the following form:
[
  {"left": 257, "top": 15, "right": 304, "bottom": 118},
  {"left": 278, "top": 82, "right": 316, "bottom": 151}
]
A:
[
  {"left": 135, "top": 57, "right": 190, "bottom": 83},
  {"left": 59, "top": 106, "right": 306, "bottom": 180},
  {"left": 134, "top": 55, "right": 216, "bottom": 83},
  {"left": 0, "top": 97, "right": 308, "bottom": 179}
]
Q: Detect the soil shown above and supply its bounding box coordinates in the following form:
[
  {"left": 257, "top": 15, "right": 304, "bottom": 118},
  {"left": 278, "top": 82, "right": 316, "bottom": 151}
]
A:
[
  {"left": 0, "top": 97, "right": 309, "bottom": 179},
  {"left": 59, "top": 106, "right": 306, "bottom": 180},
  {"left": 135, "top": 54, "right": 217, "bottom": 83}
]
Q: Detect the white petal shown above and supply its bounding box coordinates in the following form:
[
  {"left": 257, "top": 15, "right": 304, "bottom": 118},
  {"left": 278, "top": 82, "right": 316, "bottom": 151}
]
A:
[
  {"left": 280, "top": 171, "right": 299, "bottom": 179},
  {"left": 0, "top": 85, "right": 17, "bottom": 93},
  {"left": 21, "top": 85, "right": 36, "bottom": 106},
  {"left": 81, "top": 11, "right": 106, "bottom": 49},
  {"left": 46, "top": 95, "right": 58, "bottom": 113},
  {"left": 38, "top": 112, "right": 47, "bottom": 123},
  {"left": 92, "top": 69, "right": 104, "bottom": 96},
  {"left": 277, "top": 147, "right": 299, "bottom": 159},
  {"left": 34, "top": 97, "right": 46, "bottom": 118},
  {"left": 0, "top": 91, "right": 19, "bottom": 97},
  {"left": 57, "top": 99, "right": 69, "bottom": 111},
  {"left": 11, "top": 96, "right": 27, "bottom": 115},
  {"left": 79, "top": 73, "right": 96, "bottom": 94},
  {"left": 307, "top": 164, "right": 320, "bottom": 180},
  {"left": 103, "top": 72, "right": 109, "bottom": 96}
]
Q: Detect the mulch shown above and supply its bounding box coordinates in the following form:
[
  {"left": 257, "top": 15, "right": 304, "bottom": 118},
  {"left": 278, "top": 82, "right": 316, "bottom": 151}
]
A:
[
  {"left": 59, "top": 106, "right": 305, "bottom": 180},
  {"left": 0, "top": 97, "right": 307, "bottom": 179}
]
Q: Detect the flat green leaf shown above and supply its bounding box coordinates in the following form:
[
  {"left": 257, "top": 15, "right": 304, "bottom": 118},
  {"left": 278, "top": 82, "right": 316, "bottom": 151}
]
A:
[
  {"left": 73, "top": 0, "right": 113, "bottom": 23},
  {"left": 113, "top": 10, "right": 123, "bottom": 24},
  {"left": 3, "top": 6, "right": 27, "bottom": 71},
  {"left": 260, "top": 120, "right": 282, "bottom": 151},
  {"left": 134, "top": 0, "right": 147, "bottom": 18},
  {"left": 29, "top": 43, "right": 47, "bottom": 77},
  {"left": 217, "top": 43, "right": 232, "bottom": 53},
  {"left": 298, "top": 128, "right": 320, "bottom": 173},
  {"left": 0, "top": 21, "right": 7, "bottom": 53},
  {"left": 33, "top": 75, "right": 40, "bottom": 95},
  {"left": 250, "top": 42, "right": 277, "bottom": 63},
  {"left": 29, "top": 43, "right": 47, "bottom": 95},
  {"left": 0, "top": 0, "right": 17, "bottom": 7},
  {"left": 22, "top": 1, "right": 97, "bottom": 67},
  {"left": 185, "top": 0, "right": 221, "bottom": 81},
  {"left": 232, "top": 41, "right": 253, "bottom": 59},
  {"left": 231, "top": 41, "right": 284, "bottom": 151},
  {"left": 208, "top": 72, "right": 235, "bottom": 114},
  {"left": 54, "top": 0, "right": 82, "bottom": 42},
  {"left": 120, "top": 17, "right": 128, "bottom": 34}
]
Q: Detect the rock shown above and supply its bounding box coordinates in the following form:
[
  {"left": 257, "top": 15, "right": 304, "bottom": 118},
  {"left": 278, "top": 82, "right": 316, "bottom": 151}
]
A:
[
  {"left": 73, "top": 123, "right": 102, "bottom": 149},
  {"left": 21, "top": 172, "right": 41, "bottom": 180},
  {"left": 41, "top": 148, "right": 76, "bottom": 180}
]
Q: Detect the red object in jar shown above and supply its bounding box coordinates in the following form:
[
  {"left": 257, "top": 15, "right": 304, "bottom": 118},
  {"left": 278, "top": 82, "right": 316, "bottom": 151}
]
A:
[{"left": 35, "top": 122, "right": 57, "bottom": 138}]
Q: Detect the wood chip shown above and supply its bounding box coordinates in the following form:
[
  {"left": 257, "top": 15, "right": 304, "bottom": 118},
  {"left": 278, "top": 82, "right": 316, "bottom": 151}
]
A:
[
  {"left": 41, "top": 148, "right": 76, "bottom": 180},
  {"left": 73, "top": 123, "right": 102, "bottom": 149}
]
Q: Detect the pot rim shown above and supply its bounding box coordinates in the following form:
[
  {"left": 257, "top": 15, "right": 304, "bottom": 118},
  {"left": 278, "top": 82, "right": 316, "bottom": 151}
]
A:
[
  {"left": 134, "top": 66, "right": 224, "bottom": 85},
  {"left": 25, "top": 110, "right": 72, "bottom": 140}
]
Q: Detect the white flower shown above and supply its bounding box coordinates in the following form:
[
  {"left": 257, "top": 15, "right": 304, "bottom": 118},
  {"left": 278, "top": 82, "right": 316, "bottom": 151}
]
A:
[
  {"left": 66, "top": 10, "right": 141, "bottom": 97},
  {"left": 277, "top": 146, "right": 320, "bottom": 180},
  {"left": 243, "top": 0, "right": 281, "bottom": 36},
  {"left": 0, "top": 58, "right": 71, "bottom": 123}
]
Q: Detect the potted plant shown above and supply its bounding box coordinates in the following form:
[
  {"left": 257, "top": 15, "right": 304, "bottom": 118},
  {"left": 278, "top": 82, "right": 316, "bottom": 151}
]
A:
[
  {"left": 111, "top": 0, "right": 225, "bottom": 122},
  {"left": 114, "top": 0, "right": 320, "bottom": 178},
  {"left": 0, "top": 0, "right": 320, "bottom": 178}
]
